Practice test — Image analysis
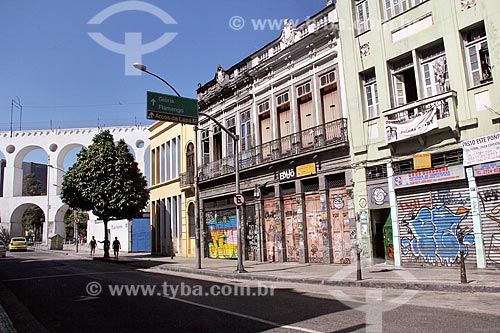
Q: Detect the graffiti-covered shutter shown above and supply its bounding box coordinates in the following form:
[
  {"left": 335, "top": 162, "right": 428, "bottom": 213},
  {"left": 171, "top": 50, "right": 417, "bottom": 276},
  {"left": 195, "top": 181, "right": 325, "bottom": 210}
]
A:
[
  {"left": 283, "top": 195, "right": 299, "bottom": 262},
  {"left": 305, "top": 193, "right": 323, "bottom": 263},
  {"left": 477, "top": 176, "right": 500, "bottom": 266},
  {"left": 263, "top": 199, "right": 278, "bottom": 262},
  {"left": 397, "top": 180, "right": 475, "bottom": 267}
]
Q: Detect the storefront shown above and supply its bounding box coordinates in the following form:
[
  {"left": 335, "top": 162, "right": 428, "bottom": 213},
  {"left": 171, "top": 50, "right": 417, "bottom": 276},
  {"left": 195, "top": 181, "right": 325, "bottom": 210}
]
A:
[
  {"left": 260, "top": 162, "right": 354, "bottom": 265},
  {"left": 393, "top": 164, "right": 476, "bottom": 267},
  {"left": 367, "top": 180, "right": 392, "bottom": 264},
  {"left": 462, "top": 132, "right": 500, "bottom": 267},
  {"left": 474, "top": 161, "right": 500, "bottom": 266}
]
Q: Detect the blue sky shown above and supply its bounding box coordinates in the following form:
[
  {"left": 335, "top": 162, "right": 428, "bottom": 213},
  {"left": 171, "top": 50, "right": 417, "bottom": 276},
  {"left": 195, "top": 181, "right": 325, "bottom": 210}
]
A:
[{"left": 0, "top": 0, "right": 326, "bottom": 134}]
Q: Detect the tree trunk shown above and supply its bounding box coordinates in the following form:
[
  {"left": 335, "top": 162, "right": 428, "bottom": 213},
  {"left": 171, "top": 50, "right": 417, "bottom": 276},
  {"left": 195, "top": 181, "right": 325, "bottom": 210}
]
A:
[{"left": 103, "top": 219, "right": 110, "bottom": 258}]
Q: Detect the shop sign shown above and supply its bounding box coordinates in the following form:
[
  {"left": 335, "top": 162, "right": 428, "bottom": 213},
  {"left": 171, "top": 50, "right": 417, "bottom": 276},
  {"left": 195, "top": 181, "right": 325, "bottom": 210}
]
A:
[
  {"left": 413, "top": 153, "right": 431, "bottom": 170},
  {"left": 462, "top": 132, "right": 500, "bottom": 166},
  {"left": 393, "top": 165, "right": 465, "bottom": 189},
  {"left": 473, "top": 161, "right": 500, "bottom": 177},
  {"left": 368, "top": 185, "right": 390, "bottom": 208},
  {"left": 276, "top": 163, "right": 317, "bottom": 181},
  {"left": 276, "top": 168, "right": 295, "bottom": 181},
  {"left": 296, "top": 163, "right": 316, "bottom": 177}
]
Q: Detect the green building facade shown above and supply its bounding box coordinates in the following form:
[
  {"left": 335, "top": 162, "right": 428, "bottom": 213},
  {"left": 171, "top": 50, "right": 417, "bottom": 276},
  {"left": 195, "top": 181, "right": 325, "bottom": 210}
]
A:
[{"left": 336, "top": 0, "right": 500, "bottom": 268}]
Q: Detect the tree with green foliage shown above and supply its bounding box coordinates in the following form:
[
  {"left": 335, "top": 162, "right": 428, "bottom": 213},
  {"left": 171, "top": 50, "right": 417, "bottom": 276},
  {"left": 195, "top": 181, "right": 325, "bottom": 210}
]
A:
[
  {"left": 22, "top": 206, "right": 45, "bottom": 240},
  {"left": 60, "top": 130, "right": 149, "bottom": 258},
  {"left": 0, "top": 226, "right": 11, "bottom": 245},
  {"left": 65, "top": 209, "right": 88, "bottom": 241},
  {"left": 23, "top": 173, "right": 42, "bottom": 196}
]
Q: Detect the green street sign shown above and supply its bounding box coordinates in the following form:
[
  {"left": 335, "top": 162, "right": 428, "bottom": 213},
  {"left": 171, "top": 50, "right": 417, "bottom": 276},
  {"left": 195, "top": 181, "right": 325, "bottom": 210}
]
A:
[{"left": 146, "top": 91, "right": 198, "bottom": 125}]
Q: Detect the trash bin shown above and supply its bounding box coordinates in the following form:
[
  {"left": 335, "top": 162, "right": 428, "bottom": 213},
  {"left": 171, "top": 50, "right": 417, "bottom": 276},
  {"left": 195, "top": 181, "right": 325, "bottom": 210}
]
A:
[{"left": 49, "top": 234, "right": 64, "bottom": 250}]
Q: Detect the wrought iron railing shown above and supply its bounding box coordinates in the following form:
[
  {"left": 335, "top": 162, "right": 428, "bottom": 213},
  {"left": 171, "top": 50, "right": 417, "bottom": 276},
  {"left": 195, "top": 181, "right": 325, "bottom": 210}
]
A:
[
  {"left": 384, "top": 91, "right": 456, "bottom": 122},
  {"left": 180, "top": 171, "right": 195, "bottom": 187},
  {"left": 200, "top": 118, "right": 348, "bottom": 180}
]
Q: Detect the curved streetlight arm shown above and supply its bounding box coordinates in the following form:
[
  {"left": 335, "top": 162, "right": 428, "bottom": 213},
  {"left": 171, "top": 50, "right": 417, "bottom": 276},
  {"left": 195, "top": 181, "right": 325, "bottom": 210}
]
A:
[
  {"left": 198, "top": 112, "right": 237, "bottom": 141},
  {"left": 48, "top": 164, "right": 66, "bottom": 174},
  {"left": 143, "top": 69, "right": 181, "bottom": 98}
]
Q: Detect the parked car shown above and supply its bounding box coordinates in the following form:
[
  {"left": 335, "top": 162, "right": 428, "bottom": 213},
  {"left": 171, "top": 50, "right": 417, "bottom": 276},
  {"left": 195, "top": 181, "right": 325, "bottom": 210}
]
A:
[
  {"left": 9, "top": 237, "right": 27, "bottom": 252},
  {"left": 0, "top": 241, "right": 6, "bottom": 257}
]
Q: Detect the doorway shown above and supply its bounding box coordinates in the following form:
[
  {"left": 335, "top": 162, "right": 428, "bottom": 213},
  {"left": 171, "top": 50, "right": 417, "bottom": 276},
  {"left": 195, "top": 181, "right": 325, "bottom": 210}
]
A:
[{"left": 370, "top": 208, "right": 391, "bottom": 263}]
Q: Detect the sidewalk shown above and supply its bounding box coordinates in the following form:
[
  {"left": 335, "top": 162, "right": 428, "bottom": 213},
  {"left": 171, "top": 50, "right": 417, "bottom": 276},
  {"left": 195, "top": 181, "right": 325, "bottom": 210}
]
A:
[{"left": 35, "top": 245, "right": 500, "bottom": 293}]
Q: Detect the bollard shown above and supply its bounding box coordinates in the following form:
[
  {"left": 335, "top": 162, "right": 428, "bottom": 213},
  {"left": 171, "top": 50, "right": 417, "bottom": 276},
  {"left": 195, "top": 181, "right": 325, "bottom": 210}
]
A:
[
  {"left": 356, "top": 246, "right": 362, "bottom": 281},
  {"left": 460, "top": 250, "right": 467, "bottom": 284}
]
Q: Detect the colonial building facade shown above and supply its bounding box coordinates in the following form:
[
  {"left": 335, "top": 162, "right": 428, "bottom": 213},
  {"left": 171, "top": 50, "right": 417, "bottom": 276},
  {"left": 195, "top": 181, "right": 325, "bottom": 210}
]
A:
[
  {"left": 196, "top": 4, "right": 356, "bottom": 264},
  {"left": 337, "top": 0, "right": 500, "bottom": 268},
  {"left": 149, "top": 122, "right": 196, "bottom": 257}
]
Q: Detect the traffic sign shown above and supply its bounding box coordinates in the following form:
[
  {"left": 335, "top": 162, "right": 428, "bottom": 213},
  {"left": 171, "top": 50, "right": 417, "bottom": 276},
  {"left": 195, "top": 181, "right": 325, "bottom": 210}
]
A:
[
  {"left": 147, "top": 91, "right": 198, "bottom": 125},
  {"left": 232, "top": 193, "right": 245, "bottom": 207}
]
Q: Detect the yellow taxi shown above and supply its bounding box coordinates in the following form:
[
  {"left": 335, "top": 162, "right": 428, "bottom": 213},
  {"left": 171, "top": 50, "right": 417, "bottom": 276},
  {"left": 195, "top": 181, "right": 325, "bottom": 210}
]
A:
[{"left": 9, "top": 237, "right": 28, "bottom": 251}]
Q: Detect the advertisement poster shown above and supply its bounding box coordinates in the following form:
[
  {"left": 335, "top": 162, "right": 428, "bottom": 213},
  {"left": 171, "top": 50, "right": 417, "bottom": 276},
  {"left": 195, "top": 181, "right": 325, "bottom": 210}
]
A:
[{"left": 462, "top": 132, "right": 500, "bottom": 166}]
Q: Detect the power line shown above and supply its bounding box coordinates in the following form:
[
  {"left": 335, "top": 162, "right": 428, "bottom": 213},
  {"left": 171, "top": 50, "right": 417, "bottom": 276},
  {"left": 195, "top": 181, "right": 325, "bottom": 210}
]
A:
[{"left": 22, "top": 101, "right": 144, "bottom": 109}]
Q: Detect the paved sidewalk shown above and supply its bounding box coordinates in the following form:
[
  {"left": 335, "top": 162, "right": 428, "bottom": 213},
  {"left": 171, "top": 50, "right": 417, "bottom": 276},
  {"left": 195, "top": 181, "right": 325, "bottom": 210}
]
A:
[{"left": 35, "top": 245, "right": 500, "bottom": 293}]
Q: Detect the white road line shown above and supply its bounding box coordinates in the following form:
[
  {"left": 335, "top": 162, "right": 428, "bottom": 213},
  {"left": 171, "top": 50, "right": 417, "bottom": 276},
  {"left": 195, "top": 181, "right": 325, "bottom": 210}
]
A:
[
  {"left": 1, "top": 270, "right": 136, "bottom": 282},
  {"left": 164, "top": 296, "right": 323, "bottom": 333}
]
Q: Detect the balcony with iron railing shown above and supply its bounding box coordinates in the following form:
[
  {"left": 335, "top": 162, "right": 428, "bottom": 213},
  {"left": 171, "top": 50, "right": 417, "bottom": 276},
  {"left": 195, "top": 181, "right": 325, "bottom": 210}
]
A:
[
  {"left": 180, "top": 170, "right": 195, "bottom": 187},
  {"left": 200, "top": 118, "right": 348, "bottom": 181},
  {"left": 383, "top": 90, "right": 458, "bottom": 142}
]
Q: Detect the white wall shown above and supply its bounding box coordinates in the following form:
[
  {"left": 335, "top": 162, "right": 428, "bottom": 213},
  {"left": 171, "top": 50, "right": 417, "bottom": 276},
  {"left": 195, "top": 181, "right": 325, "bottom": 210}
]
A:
[{"left": 87, "top": 219, "right": 129, "bottom": 252}]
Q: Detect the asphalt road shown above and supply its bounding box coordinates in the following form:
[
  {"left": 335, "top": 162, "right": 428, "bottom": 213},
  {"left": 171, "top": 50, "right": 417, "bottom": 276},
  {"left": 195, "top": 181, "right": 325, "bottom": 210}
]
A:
[{"left": 1, "top": 250, "right": 500, "bottom": 333}]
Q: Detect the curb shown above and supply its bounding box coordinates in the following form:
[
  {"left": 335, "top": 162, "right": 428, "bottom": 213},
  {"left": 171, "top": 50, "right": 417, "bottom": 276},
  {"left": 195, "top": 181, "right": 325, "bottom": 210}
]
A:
[{"left": 157, "top": 265, "right": 500, "bottom": 293}]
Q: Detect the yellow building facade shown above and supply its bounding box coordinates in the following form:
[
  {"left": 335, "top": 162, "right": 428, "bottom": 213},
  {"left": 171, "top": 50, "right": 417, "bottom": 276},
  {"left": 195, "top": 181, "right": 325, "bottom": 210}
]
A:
[{"left": 149, "top": 121, "right": 196, "bottom": 257}]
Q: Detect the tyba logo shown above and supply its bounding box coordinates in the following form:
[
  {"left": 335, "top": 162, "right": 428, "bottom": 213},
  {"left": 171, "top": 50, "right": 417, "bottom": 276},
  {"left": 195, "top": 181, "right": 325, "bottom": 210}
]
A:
[{"left": 87, "top": 1, "right": 177, "bottom": 76}]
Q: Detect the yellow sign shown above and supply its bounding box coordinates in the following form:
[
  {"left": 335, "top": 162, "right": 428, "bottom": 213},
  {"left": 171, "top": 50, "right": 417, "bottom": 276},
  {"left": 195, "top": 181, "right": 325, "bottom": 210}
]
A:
[
  {"left": 413, "top": 153, "right": 432, "bottom": 170},
  {"left": 296, "top": 162, "right": 316, "bottom": 177}
]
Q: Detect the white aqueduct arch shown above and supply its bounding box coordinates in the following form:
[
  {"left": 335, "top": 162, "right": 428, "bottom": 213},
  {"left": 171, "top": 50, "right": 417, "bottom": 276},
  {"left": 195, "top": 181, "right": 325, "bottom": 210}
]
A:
[{"left": 0, "top": 126, "right": 150, "bottom": 242}]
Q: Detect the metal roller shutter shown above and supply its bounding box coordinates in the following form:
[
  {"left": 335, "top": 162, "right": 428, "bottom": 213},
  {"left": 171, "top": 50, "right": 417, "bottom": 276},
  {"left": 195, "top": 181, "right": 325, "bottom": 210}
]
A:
[
  {"left": 397, "top": 180, "right": 476, "bottom": 267},
  {"left": 476, "top": 176, "right": 500, "bottom": 266}
]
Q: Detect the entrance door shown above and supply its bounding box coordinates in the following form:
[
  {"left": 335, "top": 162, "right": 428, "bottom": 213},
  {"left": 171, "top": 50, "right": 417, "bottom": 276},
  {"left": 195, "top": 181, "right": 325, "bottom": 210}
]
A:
[
  {"left": 329, "top": 188, "right": 351, "bottom": 264},
  {"left": 283, "top": 195, "right": 299, "bottom": 262},
  {"left": 305, "top": 193, "right": 323, "bottom": 263},
  {"left": 370, "top": 208, "right": 391, "bottom": 263},
  {"left": 263, "top": 199, "right": 278, "bottom": 262}
]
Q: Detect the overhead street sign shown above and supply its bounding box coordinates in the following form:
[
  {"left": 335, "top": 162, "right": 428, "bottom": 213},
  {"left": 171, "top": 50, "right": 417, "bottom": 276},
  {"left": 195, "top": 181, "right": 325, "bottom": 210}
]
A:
[{"left": 147, "top": 91, "right": 198, "bottom": 125}]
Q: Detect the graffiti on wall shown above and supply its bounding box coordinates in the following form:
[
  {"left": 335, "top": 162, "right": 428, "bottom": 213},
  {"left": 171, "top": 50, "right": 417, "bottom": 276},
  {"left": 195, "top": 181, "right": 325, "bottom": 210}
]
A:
[
  {"left": 401, "top": 205, "right": 474, "bottom": 266},
  {"left": 264, "top": 201, "right": 279, "bottom": 262},
  {"left": 206, "top": 210, "right": 237, "bottom": 259},
  {"left": 478, "top": 188, "right": 500, "bottom": 264}
]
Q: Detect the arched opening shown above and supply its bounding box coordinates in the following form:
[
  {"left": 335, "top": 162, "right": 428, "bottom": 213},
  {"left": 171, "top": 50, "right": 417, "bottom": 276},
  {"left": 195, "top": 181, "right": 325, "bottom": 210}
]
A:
[
  {"left": 10, "top": 203, "right": 45, "bottom": 240},
  {"left": 186, "top": 142, "right": 195, "bottom": 182},
  {"left": 188, "top": 202, "right": 195, "bottom": 255},
  {"left": 56, "top": 143, "right": 86, "bottom": 194},
  {"left": 17, "top": 147, "right": 48, "bottom": 198}
]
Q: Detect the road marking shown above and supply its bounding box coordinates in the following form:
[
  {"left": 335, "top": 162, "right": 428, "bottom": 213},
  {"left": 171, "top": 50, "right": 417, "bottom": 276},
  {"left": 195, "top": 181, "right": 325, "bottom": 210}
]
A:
[
  {"left": 75, "top": 296, "right": 100, "bottom": 302},
  {"left": 164, "top": 295, "right": 323, "bottom": 333},
  {"left": 1, "top": 270, "right": 136, "bottom": 282}
]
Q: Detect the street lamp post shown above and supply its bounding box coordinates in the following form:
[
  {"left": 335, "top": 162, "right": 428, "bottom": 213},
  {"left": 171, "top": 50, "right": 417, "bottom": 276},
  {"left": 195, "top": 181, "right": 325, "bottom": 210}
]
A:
[
  {"left": 46, "top": 163, "right": 67, "bottom": 247},
  {"left": 134, "top": 63, "right": 246, "bottom": 272}
]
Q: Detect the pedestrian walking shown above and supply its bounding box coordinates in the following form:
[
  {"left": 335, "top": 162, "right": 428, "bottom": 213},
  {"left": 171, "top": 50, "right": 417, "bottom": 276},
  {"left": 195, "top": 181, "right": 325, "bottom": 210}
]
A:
[
  {"left": 99, "top": 238, "right": 110, "bottom": 257},
  {"left": 89, "top": 236, "right": 97, "bottom": 257},
  {"left": 112, "top": 237, "right": 121, "bottom": 259}
]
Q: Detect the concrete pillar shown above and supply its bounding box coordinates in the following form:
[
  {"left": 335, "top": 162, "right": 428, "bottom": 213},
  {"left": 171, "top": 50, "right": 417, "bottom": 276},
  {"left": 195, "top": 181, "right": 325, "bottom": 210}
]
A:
[
  {"left": 319, "top": 175, "right": 333, "bottom": 264},
  {"left": 274, "top": 184, "right": 285, "bottom": 262},
  {"left": 466, "top": 167, "right": 486, "bottom": 268},
  {"left": 295, "top": 180, "right": 307, "bottom": 263},
  {"left": 387, "top": 163, "right": 401, "bottom": 267}
]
